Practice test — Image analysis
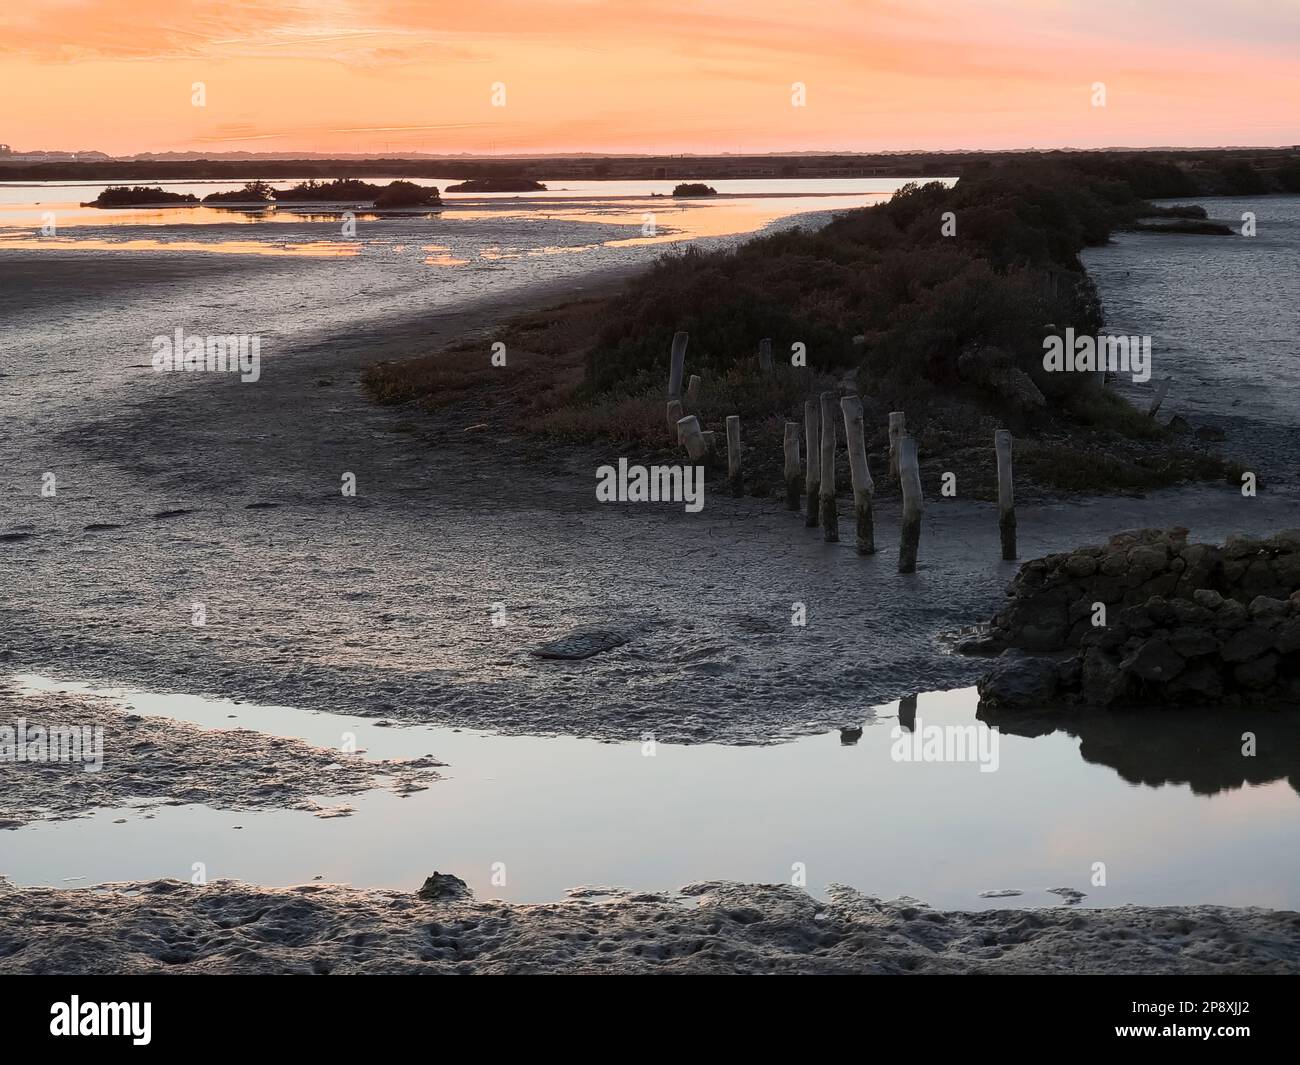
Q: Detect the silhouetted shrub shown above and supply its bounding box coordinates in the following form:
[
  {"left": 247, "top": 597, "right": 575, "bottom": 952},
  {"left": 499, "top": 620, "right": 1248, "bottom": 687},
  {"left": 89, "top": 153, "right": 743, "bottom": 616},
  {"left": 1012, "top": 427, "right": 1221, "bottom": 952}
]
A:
[
  {"left": 373, "top": 180, "right": 441, "bottom": 208},
  {"left": 273, "top": 178, "right": 381, "bottom": 202},
  {"left": 202, "top": 180, "right": 275, "bottom": 204},
  {"left": 584, "top": 163, "right": 1150, "bottom": 415},
  {"left": 87, "top": 186, "right": 198, "bottom": 207},
  {"left": 444, "top": 178, "right": 546, "bottom": 192}
]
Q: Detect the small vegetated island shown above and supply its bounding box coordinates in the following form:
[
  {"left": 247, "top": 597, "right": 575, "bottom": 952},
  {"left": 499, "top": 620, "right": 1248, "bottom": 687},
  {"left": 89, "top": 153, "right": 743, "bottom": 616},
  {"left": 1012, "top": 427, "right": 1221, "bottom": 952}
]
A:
[
  {"left": 87, "top": 178, "right": 441, "bottom": 208},
  {"left": 672, "top": 182, "right": 718, "bottom": 197},
  {"left": 443, "top": 178, "right": 548, "bottom": 192},
  {"left": 83, "top": 185, "right": 199, "bottom": 207},
  {"left": 371, "top": 180, "right": 442, "bottom": 208}
]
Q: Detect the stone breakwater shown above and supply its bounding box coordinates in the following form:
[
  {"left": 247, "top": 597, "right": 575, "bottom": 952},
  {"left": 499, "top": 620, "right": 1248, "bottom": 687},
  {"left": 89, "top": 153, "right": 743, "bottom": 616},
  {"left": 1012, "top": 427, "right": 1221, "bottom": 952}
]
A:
[{"left": 973, "top": 527, "right": 1300, "bottom": 709}]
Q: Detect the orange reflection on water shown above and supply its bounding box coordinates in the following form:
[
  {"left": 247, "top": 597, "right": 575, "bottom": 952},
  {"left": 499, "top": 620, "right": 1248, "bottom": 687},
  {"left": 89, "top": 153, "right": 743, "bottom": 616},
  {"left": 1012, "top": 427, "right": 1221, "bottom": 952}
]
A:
[
  {"left": 453, "top": 192, "right": 884, "bottom": 245},
  {"left": 422, "top": 244, "right": 469, "bottom": 266},
  {"left": 0, "top": 204, "right": 391, "bottom": 230},
  {"left": 0, "top": 235, "right": 360, "bottom": 257}
]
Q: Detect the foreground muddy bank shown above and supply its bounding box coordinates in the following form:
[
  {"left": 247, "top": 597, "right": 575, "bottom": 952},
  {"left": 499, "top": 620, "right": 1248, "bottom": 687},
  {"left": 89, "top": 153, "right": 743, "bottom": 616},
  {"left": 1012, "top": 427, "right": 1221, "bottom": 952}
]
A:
[{"left": 2, "top": 877, "right": 1295, "bottom": 975}]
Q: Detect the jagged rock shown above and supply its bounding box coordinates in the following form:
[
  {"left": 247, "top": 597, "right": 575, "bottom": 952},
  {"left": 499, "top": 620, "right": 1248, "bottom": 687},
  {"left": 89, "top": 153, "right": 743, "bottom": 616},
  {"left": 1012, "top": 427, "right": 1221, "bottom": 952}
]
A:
[
  {"left": 955, "top": 634, "right": 1005, "bottom": 655},
  {"left": 1100, "top": 552, "right": 1128, "bottom": 577},
  {"left": 1081, "top": 648, "right": 1126, "bottom": 707},
  {"left": 418, "top": 872, "right": 473, "bottom": 902},
  {"left": 1193, "top": 588, "right": 1225, "bottom": 610},
  {"left": 1006, "top": 608, "right": 1068, "bottom": 651},
  {"left": 1233, "top": 654, "right": 1278, "bottom": 690},
  {"left": 1167, "top": 627, "right": 1219, "bottom": 658},
  {"left": 1215, "top": 599, "right": 1249, "bottom": 630},
  {"left": 1063, "top": 554, "right": 1097, "bottom": 578},
  {"left": 1176, "top": 544, "right": 1221, "bottom": 596},
  {"left": 1119, "top": 604, "right": 1155, "bottom": 633},
  {"left": 1248, "top": 595, "right": 1290, "bottom": 621},
  {"left": 1265, "top": 529, "right": 1300, "bottom": 553},
  {"left": 1170, "top": 598, "right": 1214, "bottom": 626},
  {"left": 982, "top": 528, "right": 1300, "bottom": 709},
  {"left": 1241, "top": 559, "right": 1278, "bottom": 598},
  {"left": 1119, "top": 640, "right": 1185, "bottom": 682},
  {"left": 1275, "top": 619, "right": 1300, "bottom": 655},
  {"left": 1220, "top": 626, "right": 1275, "bottom": 663},
  {"left": 1167, "top": 662, "right": 1225, "bottom": 701},
  {"left": 1224, "top": 533, "right": 1262, "bottom": 560},
  {"left": 1275, "top": 553, "right": 1300, "bottom": 586},
  {"left": 1145, "top": 596, "right": 1177, "bottom": 626},
  {"left": 1125, "top": 546, "right": 1169, "bottom": 585},
  {"left": 976, "top": 651, "right": 1059, "bottom": 709}
]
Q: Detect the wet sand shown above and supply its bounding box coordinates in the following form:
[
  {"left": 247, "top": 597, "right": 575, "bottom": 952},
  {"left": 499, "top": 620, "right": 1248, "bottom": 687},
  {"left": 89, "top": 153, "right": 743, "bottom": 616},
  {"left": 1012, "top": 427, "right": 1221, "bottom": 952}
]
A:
[{"left": 2, "top": 877, "right": 1294, "bottom": 974}]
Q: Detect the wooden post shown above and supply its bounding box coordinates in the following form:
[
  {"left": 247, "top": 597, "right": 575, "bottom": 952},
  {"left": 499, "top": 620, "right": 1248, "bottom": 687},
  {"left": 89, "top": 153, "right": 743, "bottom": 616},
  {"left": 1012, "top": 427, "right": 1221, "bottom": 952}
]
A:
[
  {"left": 1148, "top": 376, "right": 1171, "bottom": 417},
  {"left": 667, "top": 331, "right": 688, "bottom": 401},
  {"left": 803, "top": 399, "right": 820, "bottom": 527},
  {"left": 758, "top": 338, "right": 774, "bottom": 376},
  {"left": 678, "top": 416, "right": 708, "bottom": 460},
  {"left": 995, "top": 429, "right": 1016, "bottom": 561},
  {"left": 726, "top": 415, "right": 742, "bottom": 497},
  {"left": 899, "top": 693, "right": 918, "bottom": 732},
  {"left": 898, "top": 435, "right": 922, "bottom": 573},
  {"left": 666, "top": 399, "right": 683, "bottom": 440},
  {"left": 685, "top": 374, "right": 701, "bottom": 408},
  {"left": 819, "top": 392, "right": 838, "bottom": 542},
  {"left": 783, "top": 422, "right": 801, "bottom": 511},
  {"left": 840, "top": 395, "right": 875, "bottom": 554},
  {"left": 888, "top": 411, "right": 905, "bottom": 481}
]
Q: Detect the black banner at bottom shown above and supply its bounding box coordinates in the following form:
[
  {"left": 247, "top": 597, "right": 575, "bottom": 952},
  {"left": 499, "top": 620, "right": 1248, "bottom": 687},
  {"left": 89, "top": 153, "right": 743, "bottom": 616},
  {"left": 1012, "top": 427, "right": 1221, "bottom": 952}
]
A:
[{"left": 0, "top": 974, "right": 1291, "bottom": 1051}]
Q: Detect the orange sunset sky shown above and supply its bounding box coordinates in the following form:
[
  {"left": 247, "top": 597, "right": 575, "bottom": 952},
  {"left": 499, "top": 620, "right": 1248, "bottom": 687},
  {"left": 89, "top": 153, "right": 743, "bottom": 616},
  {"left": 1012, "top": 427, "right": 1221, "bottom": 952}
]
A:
[{"left": 1, "top": 0, "right": 1296, "bottom": 156}]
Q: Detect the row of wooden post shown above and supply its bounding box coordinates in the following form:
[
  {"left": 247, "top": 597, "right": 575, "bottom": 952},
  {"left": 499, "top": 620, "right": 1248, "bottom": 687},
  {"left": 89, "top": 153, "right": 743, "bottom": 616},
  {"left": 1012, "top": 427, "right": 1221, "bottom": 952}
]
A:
[
  {"left": 786, "top": 397, "right": 1015, "bottom": 571},
  {"left": 669, "top": 331, "right": 1018, "bottom": 568}
]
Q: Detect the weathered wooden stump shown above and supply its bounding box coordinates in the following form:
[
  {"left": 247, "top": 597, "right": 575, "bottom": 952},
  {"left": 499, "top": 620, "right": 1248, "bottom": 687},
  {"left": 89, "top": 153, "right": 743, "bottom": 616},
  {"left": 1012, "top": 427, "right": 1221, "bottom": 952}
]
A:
[
  {"left": 685, "top": 374, "right": 701, "bottom": 408},
  {"left": 804, "top": 399, "right": 820, "bottom": 527},
  {"left": 819, "top": 392, "right": 838, "bottom": 542},
  {"left": 783, "top": 421, "right": 801, "bottom": 511},
  {"left": 995, "top": 428, "right": 1016, "bottom": 560},
  {"left": 678, "top": 415, "right": 708, "bottom": 460},
  {"left": 666, "top": 399, "right": 684, "bottom": 440},
  {"left": 726, "top": 415, "right": 742, "bottom": 497},
  {"left": 667, "top": 331, "right": 689, "bottom": 401},
  {"left": 898, "top": 435, "right": 923, "bottom": 573},
  {"left": 840, "top": 395, "right": 876, "bottom": 554},
  {"left": 888, "top": 411, "right": 905, "bottom": 481}
]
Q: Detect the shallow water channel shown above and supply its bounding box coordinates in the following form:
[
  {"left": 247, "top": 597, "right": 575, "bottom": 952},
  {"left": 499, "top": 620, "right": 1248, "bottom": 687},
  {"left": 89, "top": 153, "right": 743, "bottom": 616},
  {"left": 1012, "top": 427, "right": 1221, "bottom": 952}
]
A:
[{"left": 5, "top": 675, "right": 1298, "bottom": 911}]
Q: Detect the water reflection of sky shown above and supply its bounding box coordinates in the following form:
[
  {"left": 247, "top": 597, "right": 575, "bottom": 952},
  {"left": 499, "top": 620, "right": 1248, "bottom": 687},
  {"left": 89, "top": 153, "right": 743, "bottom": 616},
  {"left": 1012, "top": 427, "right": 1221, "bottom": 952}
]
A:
[
  {"left": 6, "top": 677, "right": 1298, "bottom": 911},
  {"left": 0, "top": 179, "right": 922, "bottom": 258}
]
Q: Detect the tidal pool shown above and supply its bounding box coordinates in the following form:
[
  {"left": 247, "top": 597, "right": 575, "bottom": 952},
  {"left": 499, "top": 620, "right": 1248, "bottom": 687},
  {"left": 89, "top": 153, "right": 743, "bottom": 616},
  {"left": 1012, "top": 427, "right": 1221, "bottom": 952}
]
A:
[{"left": 5, "top": 676, "right": 1298, "bottom": 911}]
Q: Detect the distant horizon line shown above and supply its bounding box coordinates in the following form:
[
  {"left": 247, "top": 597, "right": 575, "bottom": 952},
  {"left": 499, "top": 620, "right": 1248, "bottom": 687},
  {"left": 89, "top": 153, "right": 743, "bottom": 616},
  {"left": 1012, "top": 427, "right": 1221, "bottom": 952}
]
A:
[{"left": 3, "top": 144, "right": 1298, "bottom": 162}]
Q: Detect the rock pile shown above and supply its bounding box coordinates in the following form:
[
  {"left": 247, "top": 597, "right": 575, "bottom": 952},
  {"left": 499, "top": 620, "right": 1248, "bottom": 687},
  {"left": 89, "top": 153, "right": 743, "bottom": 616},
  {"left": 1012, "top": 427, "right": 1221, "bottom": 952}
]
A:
[{"left": 974, "top": 527, "right": 1300, "bottom": 708}]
